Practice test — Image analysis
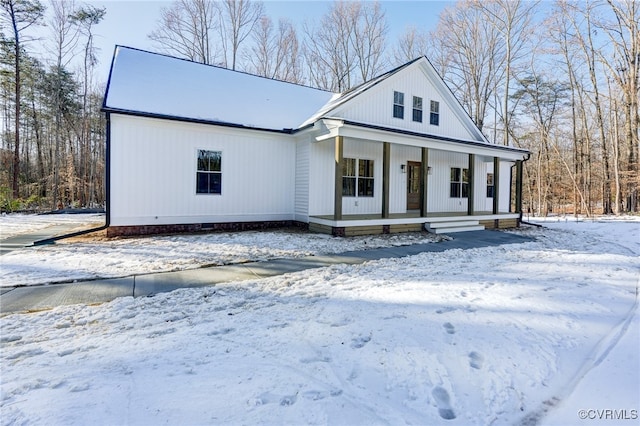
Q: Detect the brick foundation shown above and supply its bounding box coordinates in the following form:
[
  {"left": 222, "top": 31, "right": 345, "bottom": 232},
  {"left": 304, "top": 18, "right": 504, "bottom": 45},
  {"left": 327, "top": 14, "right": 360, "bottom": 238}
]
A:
[{"left": 107, "top": 220, "right": 302, "bottom": 237}]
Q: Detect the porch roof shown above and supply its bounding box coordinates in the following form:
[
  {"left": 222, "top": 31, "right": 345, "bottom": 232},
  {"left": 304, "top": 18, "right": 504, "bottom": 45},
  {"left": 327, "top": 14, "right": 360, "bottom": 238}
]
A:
[{"left": 313, "top": 118, "right": 530, "bottom": 161}]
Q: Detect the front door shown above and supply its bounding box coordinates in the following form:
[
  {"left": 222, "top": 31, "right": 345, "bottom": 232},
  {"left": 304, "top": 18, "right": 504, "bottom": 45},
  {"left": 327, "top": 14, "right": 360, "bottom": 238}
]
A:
[{"left": 407, "top": 161, "right": 421, "bottom": 210}]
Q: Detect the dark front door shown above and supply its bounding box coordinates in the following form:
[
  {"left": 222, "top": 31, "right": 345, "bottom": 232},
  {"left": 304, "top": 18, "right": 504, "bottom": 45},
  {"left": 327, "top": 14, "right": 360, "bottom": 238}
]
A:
[{"left": 407, "top": 161, "right": 421, "bottom": 210}]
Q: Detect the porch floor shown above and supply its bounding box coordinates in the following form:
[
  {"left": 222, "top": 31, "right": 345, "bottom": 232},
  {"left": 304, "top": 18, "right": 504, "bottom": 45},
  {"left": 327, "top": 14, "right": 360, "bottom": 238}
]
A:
[
  {"left": 308, "top": 211, "right": 521, "bottom": 236},
  {"left": 312, "top": 211, "right": 504, "bottom": 221}
]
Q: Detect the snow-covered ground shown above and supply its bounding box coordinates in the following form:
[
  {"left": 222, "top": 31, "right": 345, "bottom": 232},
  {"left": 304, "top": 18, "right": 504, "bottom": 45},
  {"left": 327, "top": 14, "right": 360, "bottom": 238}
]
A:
[
  {"left": 0, "top": 214, "right": 442, "bottom": 287},
  {"left": 1, "top": 216, "right": 638, "bottom": 425},
  {"left": 0, "top": 213, "right": 104, "bottom": 240}
]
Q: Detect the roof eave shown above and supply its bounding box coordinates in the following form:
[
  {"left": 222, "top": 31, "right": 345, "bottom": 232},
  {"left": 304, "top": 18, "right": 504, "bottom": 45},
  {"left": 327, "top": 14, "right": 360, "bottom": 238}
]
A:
[{"left": 102, "top": 107, "right": 298, "bottom": 135}]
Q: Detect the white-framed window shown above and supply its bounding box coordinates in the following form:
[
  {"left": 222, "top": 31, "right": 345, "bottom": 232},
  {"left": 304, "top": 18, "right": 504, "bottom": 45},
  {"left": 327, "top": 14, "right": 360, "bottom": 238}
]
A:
[
  {"left": 450, "top": 167, "right": 469, "bottom": 198},
  {"left": 393, "top": 91, "right": 404, "bottom": 119},
  {"left": 430, "top": 100, "right": 440, "bottom": 126},
  {"left": 412, "top": 96, "right": 423, "bottom": 122},
  {"left": 343, "top": 158, "right": 374, "bottom": 197},
  {"left": 196, "top": 149, "right": 222, "bottom": 194},
  {"left": 486, "top": 173, "right": 494, "bottom": 198}
]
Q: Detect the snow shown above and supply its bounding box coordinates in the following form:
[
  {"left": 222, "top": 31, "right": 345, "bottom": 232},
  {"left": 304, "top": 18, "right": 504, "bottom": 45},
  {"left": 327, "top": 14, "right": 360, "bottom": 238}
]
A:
[
  {"left": 0, "top": 213, "right": 104, "bottom": 240},
  {"left": 0, "top": 218, "right": 442, "bottom": 287},
  {"left": 1, "top": 216, "right": 639, "bottom": 425},
  {"left": 104, "top": 46, "right": 337, "bottom": 130}
]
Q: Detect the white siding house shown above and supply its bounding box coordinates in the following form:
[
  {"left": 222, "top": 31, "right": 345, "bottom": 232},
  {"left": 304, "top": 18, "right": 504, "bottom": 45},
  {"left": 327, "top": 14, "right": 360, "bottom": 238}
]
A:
[{"left": 102, "top": 46, "right": 529, "bottom": 237}]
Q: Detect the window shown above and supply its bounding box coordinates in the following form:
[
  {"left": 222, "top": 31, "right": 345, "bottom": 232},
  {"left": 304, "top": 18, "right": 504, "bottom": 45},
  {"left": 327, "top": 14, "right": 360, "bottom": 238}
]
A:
[
  {"left": 450, "top": 167, "right": 469, "bottom": 198},
  {"left": 393, "top": 91, "right": 404, "bottom": 119},
  {"left": 486, "top": 173, "right": 494, "bottom": 198},
  {"left": 412, "top": 96, "right": 423, "bottom": 122},
  {"left": 343, "top": 158, "right": 374, "bottom": 197},
  {"left": 358, "top": 159, "right": 374, "bottom": 196},
  {"left": 342, "top": 158, "right": 356, "bottom": 196},
  {"left": 430, "top": 100, "right": 440, "bottom": 126},
  {"left": 196, "top": 150, "right": 221, "bottom": 194}
]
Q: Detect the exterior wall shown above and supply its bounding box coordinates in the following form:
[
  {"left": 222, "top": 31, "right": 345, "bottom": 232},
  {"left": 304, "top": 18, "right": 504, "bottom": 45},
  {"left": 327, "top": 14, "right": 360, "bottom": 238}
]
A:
[
  {"left": 342, "top": 139, "right": 383, "bottom": 215},
  {"left": 427, "top": 150, "right": 469, "bottom": 213},
  {"left": 499, "top": 161, "right": 512, "bottom": 212},
  {"left": 332, "top": 65, "right": 477, "bottom": 142},
  {"left": 308, "top": 139, "right": 335, "bottom": 216},
  {"left": 294, "top": 137, "right": 311, "bottom": 222},
  {"left": 109, "top": 114, "right": 295, "bottom": 226}
]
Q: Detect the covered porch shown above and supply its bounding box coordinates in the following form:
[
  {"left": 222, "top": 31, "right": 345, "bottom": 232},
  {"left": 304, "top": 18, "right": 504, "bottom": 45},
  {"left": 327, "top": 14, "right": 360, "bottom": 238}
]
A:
[{"left": 308, "top": 119, "right": 528, "bottom": 237}]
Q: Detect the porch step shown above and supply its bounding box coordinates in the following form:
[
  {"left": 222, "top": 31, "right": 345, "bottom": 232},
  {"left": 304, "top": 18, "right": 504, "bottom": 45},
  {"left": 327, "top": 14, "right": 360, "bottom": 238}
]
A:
[{"left": 424, "top": 220, "right": 485, "bottom": 234}]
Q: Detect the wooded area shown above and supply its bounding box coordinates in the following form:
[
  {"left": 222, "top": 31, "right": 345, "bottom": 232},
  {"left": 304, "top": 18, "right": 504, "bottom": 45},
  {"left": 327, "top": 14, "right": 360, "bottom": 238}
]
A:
[{"left": 1, "top": 0, "right": 638, "bottom": 216}]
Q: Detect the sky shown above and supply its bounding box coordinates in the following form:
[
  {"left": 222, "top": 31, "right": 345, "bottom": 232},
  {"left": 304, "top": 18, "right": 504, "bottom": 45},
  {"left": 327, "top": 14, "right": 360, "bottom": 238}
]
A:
[{"left": 36, "top": 0, "right": 453, "bottom": 82}]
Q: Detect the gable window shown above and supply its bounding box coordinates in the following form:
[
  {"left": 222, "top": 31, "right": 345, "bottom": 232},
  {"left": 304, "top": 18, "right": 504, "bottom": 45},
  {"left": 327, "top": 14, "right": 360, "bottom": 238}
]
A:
[
  {"left": 343, "top": 158, "right": 374, "bottom": 197},
  {"left": 412, "top": 96, "right": 423, "bottom": 122},
  {"left": 486, "top": 173, "right": 494, "bottom": 198},
  {"left": 393, "top": 91, "right": 404, "bottom": 119},
  {"left": 196, "top": 150, "right": 222, "bottom": 194},
  {"left": 450, "top": 167, "right": 469, "bottom": 198},
  {"left": 430, "top": 100, "right": 440, "bottom": 126}
]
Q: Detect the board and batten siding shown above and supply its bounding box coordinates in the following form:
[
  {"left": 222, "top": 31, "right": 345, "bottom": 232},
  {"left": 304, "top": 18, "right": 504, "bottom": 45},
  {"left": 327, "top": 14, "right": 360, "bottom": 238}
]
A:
[
  {"left": 308, "top": 138, "right": 385, "bottom": 217},
  {"left": 294, "top": 138, "right": 310, "bottom": 221},
  {"left": 427, "top": 150, "right": 469, "bottom": 213},
  {"left": 499, "top": 161, "right": 512, "bottom": 212},
  {"left": 109, "top": 114, "right": 296, "bottom": 226},
  {"left": 332, "top": 65, "right": 477, "bottom": 142}
]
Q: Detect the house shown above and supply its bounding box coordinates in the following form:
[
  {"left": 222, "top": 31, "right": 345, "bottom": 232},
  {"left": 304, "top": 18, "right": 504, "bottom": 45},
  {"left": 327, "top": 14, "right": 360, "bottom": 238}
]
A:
[{"left": 102, "top": 46, "right": 529, "bottom": 237}]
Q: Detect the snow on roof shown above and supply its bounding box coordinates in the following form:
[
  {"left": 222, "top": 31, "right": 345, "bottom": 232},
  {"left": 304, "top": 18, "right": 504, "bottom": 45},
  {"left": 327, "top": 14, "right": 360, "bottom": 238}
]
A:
[{"left": 103, "top": 46, "right": 338, "bottom": 131}]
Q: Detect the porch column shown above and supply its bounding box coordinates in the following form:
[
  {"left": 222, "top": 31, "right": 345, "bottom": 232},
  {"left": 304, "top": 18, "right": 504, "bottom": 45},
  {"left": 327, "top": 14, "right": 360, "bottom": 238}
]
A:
[
  {"left": 515, "top": 159, "right": 523, "bottom": 217},
  {"left": 382, "top": 142, "right": 390, "bottom": 218},
  {"left": 420, "top": 148, "right": 429, "bottom": 217},
  {"left": 334, "top": 136, "right": 343, "bottom": 220},
  {"left": 493, "top": 157, "right": 500, "bottom": 214},
  {"left": 467, "top": 154, "right": 475, "bottom": 216}
]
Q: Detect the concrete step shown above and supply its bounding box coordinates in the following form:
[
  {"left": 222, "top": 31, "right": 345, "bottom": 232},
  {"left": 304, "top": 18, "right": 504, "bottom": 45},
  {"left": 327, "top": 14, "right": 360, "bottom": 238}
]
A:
[
  {"left": 427, "top": 220, "right": 481, "bottom": 228},
  {"left": 429, "top": 225, "right": 485, "bottom": 234}
]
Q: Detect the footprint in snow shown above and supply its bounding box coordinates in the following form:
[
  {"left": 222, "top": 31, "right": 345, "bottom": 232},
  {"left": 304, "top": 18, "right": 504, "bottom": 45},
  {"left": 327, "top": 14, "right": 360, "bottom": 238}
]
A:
[
  {"left": 251, "top": 392, "right": 298, "bottom": 407},
  {"left": 351, "top": 334, "right": 371, "bottom": 349},
  {"left": 432, "top": 386, "right": 456, "bottom": 420},
  {"left": 468, "top": 351, "right": 484, "bottom": 369},
  {"left": 302, "top": 389, "right": 343, "bottom": 401},
  {"left": 442, "top": 322, "right": 456, "bottom": 335}
]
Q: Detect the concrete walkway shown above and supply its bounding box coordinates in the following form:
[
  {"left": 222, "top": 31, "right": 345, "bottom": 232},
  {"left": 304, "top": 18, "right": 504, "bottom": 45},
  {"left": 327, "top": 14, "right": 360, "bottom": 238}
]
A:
[
  {"left": 0, "top": 222, "right": 88, "bottom": 255},
  {"left": 0, "top": 230, "right": 533, "bottom": 315}
]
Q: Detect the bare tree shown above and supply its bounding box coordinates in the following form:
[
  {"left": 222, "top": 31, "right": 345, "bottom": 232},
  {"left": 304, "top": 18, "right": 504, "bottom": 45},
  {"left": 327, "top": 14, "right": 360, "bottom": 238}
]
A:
[
  {"left": 216, "top": 0, "right": 264, "bottom": 70},
  {"left": 477, "top": 0, "right": 537, "bottom": 146},
  {"left": 595, "top": 0, "right": 639, "bottom": 212},
  {"left": 0, "top": 0, "right": 44, "bottom": 198},
  {"left": 303, "top": 1, "right": 358, "bottom": 91},
  {"left": 392, "top": 26, "right": 429, "bottom": 66},
  {"left": 303, "top": 0, "right": 388, "bottom": 92},
  {"left": 70, "top": 4, "right": 105, "bottom": 206},
  {"left": 48, "top": 0, "right": 81, "bottom": 208},
  {"left": 430, "top": 0, "right": 505, "bottom": 132},
  {"left": 247, "top": 16, "right": 302, "bottom": 83},
  {"left": 352, "top": 1, "right": 387, "bottom": 82},
  {"left": 149, "top": 0, "right": 218, "bottom": 64}
]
